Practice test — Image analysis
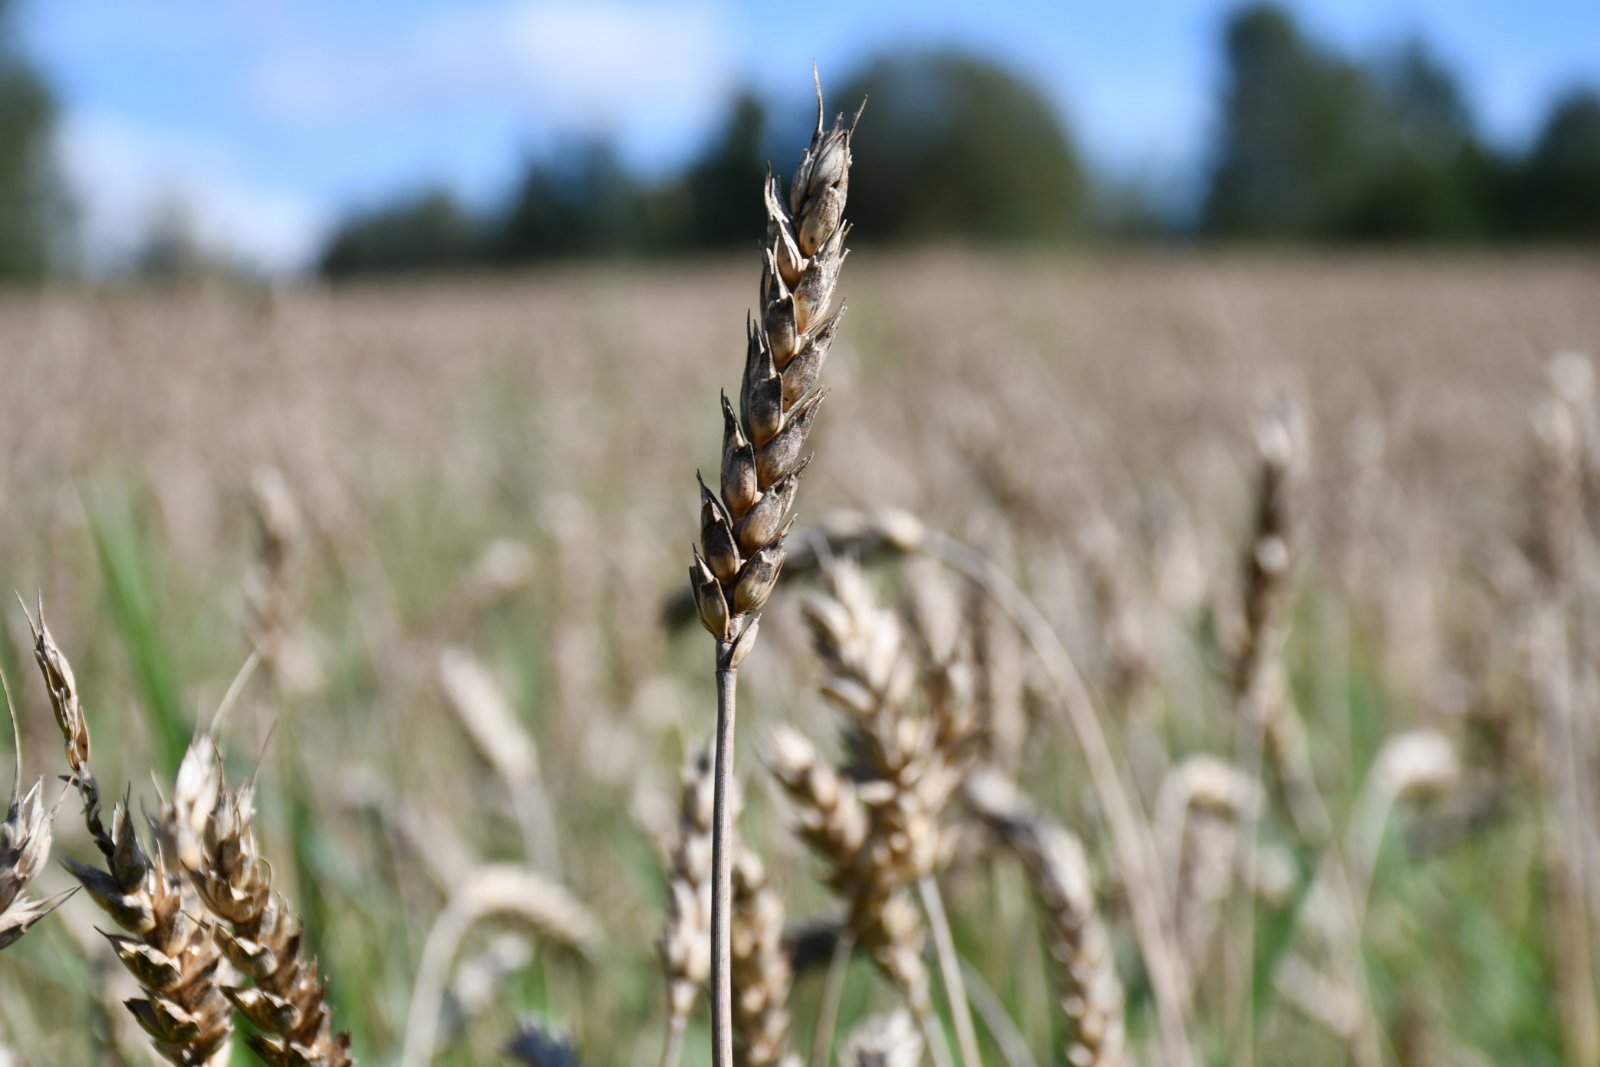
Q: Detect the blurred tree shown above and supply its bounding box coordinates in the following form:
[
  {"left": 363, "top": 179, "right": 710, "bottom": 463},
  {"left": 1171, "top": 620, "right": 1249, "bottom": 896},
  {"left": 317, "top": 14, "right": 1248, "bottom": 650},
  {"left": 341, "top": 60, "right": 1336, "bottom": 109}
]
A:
[
  {"left": 320, "top": 189, "right": 482, "bottom": 278},
  {"left": 497, "top": 140, "right": 647, "bottom": 261},
  {"left": 1506, "top": 88, "right": 1600, "bottom": 239},
  {"left": 836, "top": 51, "right": 1086, "bottom": 242},
  {"left": 1337, "top": 40, "right": 1495, "bottom": 240},
  {"left": 1202, "top": 3, "right": 1392, "bottom": 238},
  {"left": 681, "top": 91, "right": 769, "bottom": 248},
  {"left": 0, "top": 0, "right": 65, "bottom": 280}
]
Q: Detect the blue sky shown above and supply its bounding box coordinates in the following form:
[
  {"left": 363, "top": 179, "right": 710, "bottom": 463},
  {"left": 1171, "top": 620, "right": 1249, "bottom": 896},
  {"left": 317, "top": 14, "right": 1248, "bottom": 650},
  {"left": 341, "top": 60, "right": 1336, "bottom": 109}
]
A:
[{"left": 21, "top": 0, "right": 1600, "bottom": 272}]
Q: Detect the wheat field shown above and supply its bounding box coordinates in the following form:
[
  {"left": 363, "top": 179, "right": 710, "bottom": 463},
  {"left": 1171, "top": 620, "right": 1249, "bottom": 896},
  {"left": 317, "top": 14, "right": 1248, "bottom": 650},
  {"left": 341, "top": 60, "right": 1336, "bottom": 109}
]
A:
[{"left": 1, "top": 248, "right": 1598, "bottom": 1066}]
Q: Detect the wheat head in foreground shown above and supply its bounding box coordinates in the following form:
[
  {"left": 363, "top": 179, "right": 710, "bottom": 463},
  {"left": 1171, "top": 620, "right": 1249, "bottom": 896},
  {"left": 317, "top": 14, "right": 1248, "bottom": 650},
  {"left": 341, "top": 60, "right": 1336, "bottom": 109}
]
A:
[
  {"left": 687, "top": 72, "right": 861, "bottom": 1067},
  {"left": 1, "top": 672, "right": 68, "bottom": 952},
  {"left": 23, "top": 602, "right": 235, "bottom": 1066}
]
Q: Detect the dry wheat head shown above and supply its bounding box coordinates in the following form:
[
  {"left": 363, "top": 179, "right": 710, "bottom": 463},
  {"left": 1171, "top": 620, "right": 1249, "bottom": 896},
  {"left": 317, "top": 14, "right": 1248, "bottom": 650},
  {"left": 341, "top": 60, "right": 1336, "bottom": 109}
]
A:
[
  {"left": 23, "top": 603, "right": 233, "bottom": 1065},
  {"left": 690, "top": 78, "right": 862, "bottom": 662},
  {"left": 189, "top": 768, "right": 354, "bottom": 1067}
]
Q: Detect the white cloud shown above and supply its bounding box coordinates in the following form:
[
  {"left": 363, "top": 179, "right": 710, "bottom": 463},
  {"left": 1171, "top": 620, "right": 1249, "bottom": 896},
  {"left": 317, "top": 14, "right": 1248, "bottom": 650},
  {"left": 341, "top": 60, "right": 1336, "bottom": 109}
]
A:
[
  {"left": 250, "top": 0, "right": 735, "bottom": 156},
  {"left": 57, "top": 111, "right": 327, "bottom": 274}
]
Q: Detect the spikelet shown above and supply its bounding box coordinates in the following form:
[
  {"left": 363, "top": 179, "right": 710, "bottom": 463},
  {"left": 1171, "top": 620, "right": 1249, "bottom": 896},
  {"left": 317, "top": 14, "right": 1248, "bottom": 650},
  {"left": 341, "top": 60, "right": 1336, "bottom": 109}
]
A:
[
  {"left": 1, "top": 675, "right": 70, "bottom": 951},
  {"left": 22, "top": 603, "right": 232, "bottom": 1065},
  {"left": 968, "top": 772, "right": 1128, "bottom": 1067},
  {"left": 187, "top": 762, "right": 354, "bottom": 1067},
  {"left": 690, "top": 76, "right": 863, "bottom": 663},
  {"left": 842, "top": 1011, "right": 924, "bottom": 1067}
]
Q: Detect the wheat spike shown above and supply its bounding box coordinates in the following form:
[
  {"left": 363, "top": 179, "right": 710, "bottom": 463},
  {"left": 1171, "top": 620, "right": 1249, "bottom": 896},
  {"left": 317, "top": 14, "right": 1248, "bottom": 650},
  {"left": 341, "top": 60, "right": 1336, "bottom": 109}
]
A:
[
  {"left": 22, "top": 603, "right": 233, "bottom": 1065},
  {"left": 689, "top": 77, "right": 862, "bottom": 655},
  {"left": 802, "top": 562, "right": 967, "bottom": 891},
  {"left": 730, "top": 846, "right": 795, "bottom": 1067},
  {"left": 765, "top": 727, "right": 932, "bottom": 1017},
  {"left": 660, "top": 743, "right": 722, "bottom": 1036},
  {"left": 1, "top": 671, "right": 71, "bottom": 951},
  {"left": 968, "top": 772, "right": 1128, "bottom": 1067},
  {"left": 186, "top": 760, "right": 354, "bottom": 1067}
]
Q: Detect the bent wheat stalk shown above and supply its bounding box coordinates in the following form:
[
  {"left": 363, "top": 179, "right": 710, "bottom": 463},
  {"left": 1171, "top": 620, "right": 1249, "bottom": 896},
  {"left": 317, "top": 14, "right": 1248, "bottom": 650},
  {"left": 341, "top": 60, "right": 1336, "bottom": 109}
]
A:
[{"left": 687, "top": 72, "right": 861, "bottom": 1067}]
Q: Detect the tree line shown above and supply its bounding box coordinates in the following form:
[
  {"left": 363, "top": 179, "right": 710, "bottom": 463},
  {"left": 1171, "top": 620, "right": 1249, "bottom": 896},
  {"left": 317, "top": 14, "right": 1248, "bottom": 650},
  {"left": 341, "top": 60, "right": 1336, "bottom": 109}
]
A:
[
  {"left": 0, "top": 2, "right": 1597, "bottom": 282},
  {"left": 318, "top": 4, "right": 1600, "bottom": 277}
]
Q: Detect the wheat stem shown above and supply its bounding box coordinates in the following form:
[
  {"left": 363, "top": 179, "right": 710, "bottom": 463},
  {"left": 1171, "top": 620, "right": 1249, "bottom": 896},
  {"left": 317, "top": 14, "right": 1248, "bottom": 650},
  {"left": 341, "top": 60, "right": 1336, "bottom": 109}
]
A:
[
  {"left": 918, "top": 877, "right": 981, "bottom": 1067},
  {"left": 810, "top": 927, "right": 856, "bottom": 1067},
  {"left": 711, "top": 656, "right": 738, "bottom": 1067}
]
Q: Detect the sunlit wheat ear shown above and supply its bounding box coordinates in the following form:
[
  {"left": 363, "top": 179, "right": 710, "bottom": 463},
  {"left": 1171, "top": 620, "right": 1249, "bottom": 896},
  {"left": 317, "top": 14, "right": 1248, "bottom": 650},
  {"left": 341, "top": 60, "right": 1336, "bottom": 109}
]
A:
[
  {"left": 843, "top": 1011, "right": 924, "bottom": 1067},
  {"left": 967, "top": 771, "right": 1129, "bottom": 1067},
  {"left": 730, "top": 847, "right": 796, "bottom": 1067},
  {"left": 188, "top": 765, "right": 354, "bottom": 1067},
  {"left": 1, "top": 672, "right": 71, "bottom": 951},
  {"left": 22, "top": 603, "right": 233, "bottom": 1065}
]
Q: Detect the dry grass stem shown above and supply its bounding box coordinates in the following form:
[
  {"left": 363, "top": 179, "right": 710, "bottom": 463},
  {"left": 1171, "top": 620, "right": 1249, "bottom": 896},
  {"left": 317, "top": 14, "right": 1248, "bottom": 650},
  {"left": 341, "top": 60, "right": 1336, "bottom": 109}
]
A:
[{"left": 402, "top": 862, "right": 602, "bottom": 1066}]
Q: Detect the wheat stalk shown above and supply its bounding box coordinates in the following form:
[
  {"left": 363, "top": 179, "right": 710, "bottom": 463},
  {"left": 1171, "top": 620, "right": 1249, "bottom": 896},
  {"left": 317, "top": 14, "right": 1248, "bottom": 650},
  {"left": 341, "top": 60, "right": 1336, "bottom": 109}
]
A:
[
  {"left": 22, "top": 602, "right": 234, "bottom": 1066},
  {"left": 686, "top": 71, "right": 861, "bottom": 1067},
  {"left": 402, "top": 862, "right": 602, "bottom": 1066}
]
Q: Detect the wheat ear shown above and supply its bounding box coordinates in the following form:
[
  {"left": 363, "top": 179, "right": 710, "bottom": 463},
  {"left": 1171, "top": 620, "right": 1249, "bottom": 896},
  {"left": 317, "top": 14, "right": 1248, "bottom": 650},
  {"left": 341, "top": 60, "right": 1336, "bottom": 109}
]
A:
[
  {"left": 184, "top": 754, "right": 354, "bottom": 1067},
  {"left": 765, "top": 727, "right": 946, "bottom": 1067},
  {"left": 22, "top": 602, "right": 233, "bottom": 1066},
  {"left": 731, "top": 846, "right": 795, "bottom": 1067},
  {"left": 967, "top": 772, "right": 1127, "bottom": 1067},
  {"left": 658, "top": 744, "right": 720, "bottom": 1067},
  {"left": 687, "top": 72, "right": 861, "bottom": 1067},
  {"left": 1, "top": 668, "right": 71, "bottom": 950}
]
